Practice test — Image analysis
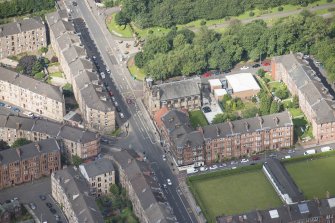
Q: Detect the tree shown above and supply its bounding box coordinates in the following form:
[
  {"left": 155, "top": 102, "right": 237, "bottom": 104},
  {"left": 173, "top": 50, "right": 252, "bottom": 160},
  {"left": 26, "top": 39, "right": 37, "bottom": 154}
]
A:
[
  {"left": 72, "top": 155, "right": 83, "bottom": 166},
  {"left": 114, "top": 11, "right": 130, "bottom": 27},
  {"left": 134, "top": 52, "right": 145, "bottom": 68},
  {"left": 256, "top": 69, "right": 266, "bottom": 78},
  {"left": 293, "top": 95, "right": 299, "bottom": 108},
  {"left": 17, "top": 55, "right": 37, "bottom": 75},
  {"left": 62, "top": 83, "right": 73, "bottom": 97},
  {"left": 110, "top": 184, "right": 120, "bottom": 196},
  {"left": 39, "top": 47, "right": 48, "bottom": 54},
  {"left": 259, "top": 94, "right": 272, "bottom": 115},
  {"left": 0, "top": 140, "right": 9, "bottom": 151},
  {"left": 212, "top": 112, "right": 238, "bottom": 124},
  {"left": 275, "top": 86, "right": 289, "bottom": 99},
  {"left": 242, "top": 106, "right": 259, "bottom": 118},
  {"left": 270, "top": 100, "right": 280, "bottom": 114},
  {"left": 11, "top": 138, "right": 32, "bottom": 148}
]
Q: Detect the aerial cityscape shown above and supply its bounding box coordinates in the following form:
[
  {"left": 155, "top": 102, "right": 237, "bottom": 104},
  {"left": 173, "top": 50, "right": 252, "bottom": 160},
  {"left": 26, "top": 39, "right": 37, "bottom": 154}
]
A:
[{"left": 0, "top": 0, "right": 335, "bottom": 222}]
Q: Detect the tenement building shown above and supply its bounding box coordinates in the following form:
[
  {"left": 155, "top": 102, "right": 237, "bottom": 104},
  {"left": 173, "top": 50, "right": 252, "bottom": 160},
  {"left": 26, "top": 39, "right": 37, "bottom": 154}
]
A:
[
  {"left": 158, "top": 110, "right": 293, "bottom": 166},
  {"left": 272, "top": 53, "right": 335, "bottom": 143},
  {"left": 158, "top": 109, "right": 205, "bottom": 167},
  {"left": 203, "top": 111, "right": 293, "bottom": 164},
  {"left": 45, "top": 11, "right": 115, "bottom": 134},
  {"left": 111, "top": 149, "right": 174, "bottom": 223},
  {"left": 0, "top": 114, "right": 100, "bottom": 161},
  {"left": 79, "top": 158, "right": 115, "bottom": 196},
  {"left": 51, "top": 167, "right": 104, "bottom": 223},
  {"left": 0, "top": 67, "right": 65, "bottom": 121},
  {"left": 217, "top": 197, "right": 335, "bottom": 223},
  {"left": 143, "top": 77, "right": 202, "bottom": 116},
  {"left": 0, "top": 139, "right": 61, "bottom": 189},
  {"left": 0, "top": 17, "right": 46, "bottom": 59}
]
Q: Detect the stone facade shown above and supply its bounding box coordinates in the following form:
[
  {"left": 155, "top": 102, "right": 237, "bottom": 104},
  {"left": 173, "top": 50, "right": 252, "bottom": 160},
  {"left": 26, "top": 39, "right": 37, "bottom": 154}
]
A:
[
  {"left": 45, "top": 11, "right": 115, "bottom": 134},
  {"left": 0, "top": 114, "right": 100, "bottom": 160},
  {"left": 0, "top": 139, "right": 61, "bottom": 189},
  {"left": 0, "top": 67, "right": 65, "bottom": 121},
  {"left": 272, "top": 54, "right": 335, "bottom": 143},
  {"left": 0, "top": 17, "right": 46, "bottom": 59}
]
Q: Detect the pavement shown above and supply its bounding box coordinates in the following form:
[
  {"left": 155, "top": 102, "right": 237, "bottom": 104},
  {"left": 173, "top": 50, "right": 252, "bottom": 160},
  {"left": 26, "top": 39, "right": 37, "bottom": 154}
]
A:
[
  {"left": 0, "top": 177, "right": 67, "bottom": 223},
  {"left": 63, "top": 0, "right": 199, "bottom": 222}
]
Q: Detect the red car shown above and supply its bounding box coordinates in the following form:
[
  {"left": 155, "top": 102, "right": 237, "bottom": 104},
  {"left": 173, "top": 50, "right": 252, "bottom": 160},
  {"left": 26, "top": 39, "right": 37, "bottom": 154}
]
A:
[
  {"left": 261, "top": 61, "right": 271, "bottom": 66},
  {"left": 108, "top": 90, "right": 113, "bottom": 96},
  {"left": 252, "top": 156, "right": 260, "bottom": 161},
  {"left": 202, "top": 72, "right": 212, "bottom": 78}
]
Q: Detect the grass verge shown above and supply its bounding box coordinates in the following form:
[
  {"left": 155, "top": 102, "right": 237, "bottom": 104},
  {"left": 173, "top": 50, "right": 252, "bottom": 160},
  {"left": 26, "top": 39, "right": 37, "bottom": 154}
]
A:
[
  {"left": 127, "top": 58, "right": 145, "bottom": 81},
  {"left": 50, "top": 71, "right": 63, "bottom": 78},
  {"left": 106, "top": 14, "right": 133, "bottom": 38}
]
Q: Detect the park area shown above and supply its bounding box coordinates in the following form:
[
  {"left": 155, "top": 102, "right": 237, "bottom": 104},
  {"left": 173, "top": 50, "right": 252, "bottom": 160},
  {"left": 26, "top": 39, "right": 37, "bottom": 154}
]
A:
[
  {"left": 285, "top": 156, "right": 335, "bottom": 200},
  {"left": 188, "top": 168, "right": 282, "bottom": 222}
]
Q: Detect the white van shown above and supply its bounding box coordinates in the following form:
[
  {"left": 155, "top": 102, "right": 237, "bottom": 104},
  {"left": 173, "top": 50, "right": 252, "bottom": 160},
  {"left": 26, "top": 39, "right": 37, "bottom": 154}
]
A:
[
  {"left": 304, "top": 149, "right": 316, "bottom": 155},
  {"left": 321, "top": 146, "right": 332, "bottom": 153}
]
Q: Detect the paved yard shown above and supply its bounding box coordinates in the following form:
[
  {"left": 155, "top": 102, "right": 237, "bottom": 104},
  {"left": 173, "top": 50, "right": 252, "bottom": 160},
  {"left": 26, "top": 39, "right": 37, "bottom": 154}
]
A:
[{"left": 0, "top": 177, "right": 67, "bottom": 223}]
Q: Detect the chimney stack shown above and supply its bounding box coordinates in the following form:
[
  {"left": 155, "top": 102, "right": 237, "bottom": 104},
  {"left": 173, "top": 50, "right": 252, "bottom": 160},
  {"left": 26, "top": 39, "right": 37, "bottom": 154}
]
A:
[
  {"left": 35, "top": 143, "right": 41, "bottom": 152},
  {"left": 16, "top": 148, "right": 21, "bottom": 158},
  {"left": 16, "top": 22, "right": 21, "bottom": 32},
  {"left": 273, "top": 117, "right": 279, "bottom": 126},
  {"left": 258, "top": 117, "right": 263, "bottom": 128},
  {"left": 216, "top": 126, "right": 220, "bottom": 136},
  {"left": 244, "top": 121, "right": 249, "bottom": 132},
  {"left": 16, "top": 122, "right": 21, "bottom": 129}
]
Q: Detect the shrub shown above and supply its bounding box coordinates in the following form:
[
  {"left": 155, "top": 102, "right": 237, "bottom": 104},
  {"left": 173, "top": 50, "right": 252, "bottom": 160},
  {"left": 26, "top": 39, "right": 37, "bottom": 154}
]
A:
[
  {"left": 278, "top": 6, "right": 284, "bottom": 11},
  {"left": 200, "top": 20, "right": 206, "bottom": 26},
  {"left": 34, "top": 72, "right": 45, "bottom": 80},
  {"left": 327, "top": 0, "right": 333, "bottom": 3},
  {"left": 51, "top": 56, "right": 58, "bottom": 63},
  {"left": 249, "top": 11, "right": 255, "bottom": 17}
]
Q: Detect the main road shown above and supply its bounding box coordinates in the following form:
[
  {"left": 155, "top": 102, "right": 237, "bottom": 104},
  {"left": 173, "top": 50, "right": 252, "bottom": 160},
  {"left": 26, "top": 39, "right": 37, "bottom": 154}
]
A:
[{"left": 63, "top": 0, "right": 199, "bottom": 222}]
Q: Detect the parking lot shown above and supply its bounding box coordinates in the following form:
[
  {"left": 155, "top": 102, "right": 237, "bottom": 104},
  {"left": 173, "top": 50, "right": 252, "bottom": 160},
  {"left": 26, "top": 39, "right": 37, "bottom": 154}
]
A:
[{"left": 0, "top": 177, "right": 67, "bottom": 223}]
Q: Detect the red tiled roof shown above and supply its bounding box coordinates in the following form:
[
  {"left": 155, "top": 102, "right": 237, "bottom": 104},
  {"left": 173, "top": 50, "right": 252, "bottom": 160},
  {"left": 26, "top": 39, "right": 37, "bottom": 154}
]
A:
[{"left": 154, "top": 106, "right": 169, "bottom": 128}]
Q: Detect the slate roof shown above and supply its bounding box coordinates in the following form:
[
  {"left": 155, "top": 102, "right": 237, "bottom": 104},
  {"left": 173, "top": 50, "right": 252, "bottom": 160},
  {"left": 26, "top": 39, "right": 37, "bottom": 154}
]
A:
[
  {"left": 217, "top": 197, "right": 335, "bottom": 223},
  {"left": 276, "top": 54, "right": 335, "bottom": 124},
  {"left": 0, "top": 67, "right": 64, "bottom": 102},
  {"left": 0, "top": 17, "right": 45, "bottom": 37},
  {"left": 52, "top": 167, "right": 104, "bottom": 223},
  {"left": 264, "top": 158, "right": 304, "bottom": 203},
  {"left": 57, "top": 33, "right": 81, "bottom": 51},
  {"left": 0, "top": 114, "right": 99, "bottom": 143},
  {"left": 63, "top": 45, "right": 86, "bottom": 64},
  {"left": 152, "top": 78, "right": 201, "bottom": 101},
  {"left": 0, "top": 139, "right": 60, "bottom": 165},
  {"left": 80, "top": 84, "right": 113, "bottom": 112},
  {"left": 203, "top": 111, "right": 292, "bottom": 140},
  {"left": 161, "top": 110, "right": 204, "bottom": 148},
  {"left": 111, "top": 149, "right": 174, "bottom": 223},
  {"left": 80, "top": 158, "right": 114, "bottom": 178}
]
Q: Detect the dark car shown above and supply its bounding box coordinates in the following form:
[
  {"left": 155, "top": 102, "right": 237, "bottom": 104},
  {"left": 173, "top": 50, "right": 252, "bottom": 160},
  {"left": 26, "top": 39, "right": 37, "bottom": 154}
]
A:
[
  {"left": 72, "top": 1, "right": 77, "bottom": 6},
  {"left": 50, "top": 208, "right": 57, "bottom": 214},
  {"left": 202, "top": 106, "right": 212, "bottom": 113},
  {"left": 39, "top": 195, "right": 46, "bottom": 200},
  {"left": 116, "top": 107, "right": 121, "bottom": 112},
  {"left": 251, "top": 156, "right": 260, "bottom": 161},
  {"left": 252, "top": 64, "right": 260, "bottom": 68},
  {"left": 46, "top": 203, "right": 53, "bottom": 208},
  {"left": 0, "top": 102, "right": 5, "bottom": 107}
]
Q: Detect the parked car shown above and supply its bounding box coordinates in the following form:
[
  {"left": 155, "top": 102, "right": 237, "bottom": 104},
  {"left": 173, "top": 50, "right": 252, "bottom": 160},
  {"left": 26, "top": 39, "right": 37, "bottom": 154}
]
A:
[
  {"left": 241, "top": 159, "right": 249, "bottom": 163},
  {"left": 209, "top": 165, "right": 218, "bottom": 170},
  {"left": 252, "top": 64, "right": 260, "bottom": 68},
  {"left": 72, "top": 1, "right": 77, "bottom": 6},
  {"left": 251, "top": 156, "right": 260, "bottom": 161},
  {"left": 114, "top": 101, "right": 118, "bottom": 107},
  {"left": 219, "top": 163, "right": 227, "bottom": 168},
  {"left": 202, "top": 72, "right": 212, "bottom": 78},
  {"left": 261, "top": 61, "right": 271, "bottom": 66},
  {"left": 116, "top": 107, "right": 121, "bottom": 112},
  {"left": 162, "top": 155, "right": 166, "bottom": 161},
  {"left": 202, "top": 106, "right": 212, "bottom": 113},
  {"left": 39, "top": 195, "right": 46, "bottom": 200},
  {"left": 200, "top": 166, "right": 208, "bottom": 171},
  {"left": 111, "top": 96, "right": 115, "bottom": 102},
  {"left": 269, "top": 153, "right": 277, "bottom": 158},
  {"left": 30, "top": 203, "right": 36, "bottom": 210},
  {"left": 240, "top": 66, "right": 249, "bottom": 70},
  {"left": 230, "top": 160, "right": 238, "bottom": 165},
  {"left": 0, "top": 102, "right": 5, "bottom": 107},
  {"left": 4, "top": 104, "right": 11, "bottom": 109},
  {"left": 11, "top": 107, "right": 20, "bottom": 112},
  {"left": 50, "top": 208, "right": 57, "bottom": 214},
  {"left": 23, "top": 111, "right": 34, "bottom": 117},
  {"left": 46, "top": 203, "right": 53, "bottom": 208},
  {"left": 287, "top": 149, "right": 295, "bottom": 154},
  {"left": 119, "top": 112, "right": 124, "bottom": 119},
  {"left": 167, "top": 179, "right": 172, "bottom": 185}
]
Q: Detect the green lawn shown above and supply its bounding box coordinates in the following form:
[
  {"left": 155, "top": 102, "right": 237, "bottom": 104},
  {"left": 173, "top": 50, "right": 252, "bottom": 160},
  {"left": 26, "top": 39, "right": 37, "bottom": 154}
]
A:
[
  {"left": 106, "top": 14, "right": 133, "bottom": 38},
  {"left": 189, "top": 110, "right": 208, "bottom": 128},
  {"left": 268, "top": 81, "right": 284, "bottom": 92},
  {"left": 288, "top": 108, "right": 304, "bottom": 118},
  {"left": 285, "top": 156, "right": 335, "bottom": 199},
  {"left": 50, "top": 71, "right": 63, "bottom": 78},
  {"left": 127, "top": 58, "right": 145, "bottom": 81},
  {"left": 190, "top": 170, "right": 282, "bottom": 222}
]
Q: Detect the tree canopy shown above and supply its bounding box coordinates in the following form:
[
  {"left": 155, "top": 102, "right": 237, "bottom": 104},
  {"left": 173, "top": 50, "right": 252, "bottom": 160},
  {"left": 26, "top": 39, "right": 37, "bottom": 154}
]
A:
[
  {"left": 136, "top": 13, "right": 334, "bottom": 81},
  {"left": 0, "top": 0, "right": 54, "bottom": 19},
  {"left": 11, "top": 138, "right": 32, "bottom": 148},
  {"left": 120, "top": 0, "right": 318, "bottom": 28}
]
